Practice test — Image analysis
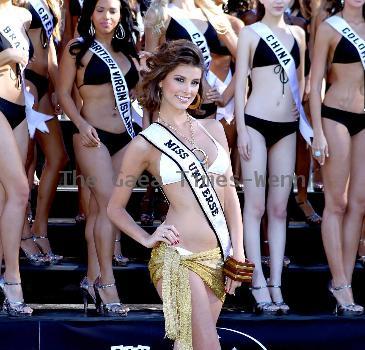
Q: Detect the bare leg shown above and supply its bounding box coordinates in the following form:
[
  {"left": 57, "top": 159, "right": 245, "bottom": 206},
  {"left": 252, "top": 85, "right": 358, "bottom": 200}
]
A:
[
  {"left": 343, "top": 130, "right": 365, "bottom": 282},
  {"left": 358, "top": 219, "right": 365, "bottom": 258}
]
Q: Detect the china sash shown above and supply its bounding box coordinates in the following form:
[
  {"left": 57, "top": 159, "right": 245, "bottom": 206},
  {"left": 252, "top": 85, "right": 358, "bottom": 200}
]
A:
[
  {"left": 167, "top": 4, "right": 217, "bottom": 84},
  {"left": 29, "top": 0, "right": 54, "bottom": 39},
  {"left": 89, "top": 40, "right": 135, "bottom": 138},
  {"left": 0, "top": 23, "right": 51, "bottom": 137},
  {"left": 250, "top": 22, "right": 313, "bottom": 145},
  {"left": 140, "top": 122, "right": 232, "bottom": 259},
  {"left": 326, "top": 16, "right": 365, "bottom": 70}
]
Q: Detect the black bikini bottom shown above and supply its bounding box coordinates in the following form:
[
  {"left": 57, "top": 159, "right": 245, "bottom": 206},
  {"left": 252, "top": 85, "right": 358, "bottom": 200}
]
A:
[
  {"left": 191, "top": 102, "right": 217, "bottom": 119},
  {"left": 0, "top": 96, "right": 26, "bottom": 129},
  {"left": 321, "top": 105, "right": 365, "bottom": 137},
  {"left": 24, "top": 69, "right": 49, "bottom": 101},
  {"left": 244, "top": 113, "right": 299, "bottom": 149}
]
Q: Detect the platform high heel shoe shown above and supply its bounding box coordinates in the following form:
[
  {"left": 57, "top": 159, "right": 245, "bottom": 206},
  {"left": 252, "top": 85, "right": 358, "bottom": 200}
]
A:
[
  {"left": 0, "top": 275, "right": 33, "bottom": 317},
  {"left": 250, "top": 286, "right": 280, "bottom": 315},
  {"left": 267, "top": 284, "right": 290, "bottom": 315},
  {"left": 20, "top": 236, "right": 49, "bottom": 266},
  {"left": 328, "top": 282, "right": 364, "bottom": 316},
  {"left": 32, "top": 234, "right": 63, "bottom": 264},
  {"left": 80, "top": 276, "right": 97, "bottom": 314},
  {"left": 93, "top": 276, "right": 129, "bottom": 317}
]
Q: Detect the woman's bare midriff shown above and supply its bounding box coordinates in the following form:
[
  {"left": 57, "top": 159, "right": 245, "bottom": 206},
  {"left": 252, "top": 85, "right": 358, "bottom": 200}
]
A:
[
  {"left": 0, "top": 66, "right": 24, "bottom": 104},
  {"left": 79, "top": 83, "right": 126, "bottom": 133},
  {"left": 26, "top": 29, "right": 49, "bottom": 77}
]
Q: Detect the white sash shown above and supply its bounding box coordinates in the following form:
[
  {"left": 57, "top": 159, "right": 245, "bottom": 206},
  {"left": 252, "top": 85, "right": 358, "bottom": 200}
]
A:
[
  {"left": 29, "top": 0, "right": 54, "bottom": 39},
  {"left": 326, "top": 16, "right": 365, "bottom": 70},
  {"left": 167, "top": 4, "right": 217, "bottom": 84},
  {"left": 78, "top": 0, "right": 84, "bottom": 9},
  {"left": 0, "top": 23, "right": 51, "bottom": 137},
  {"left": 140, "top": 122, "right": 232, "bottom": 259},
  {"left": 250, "top": 22, "right": 313, "bottom": 145},
  {"left": 89, "top": 40, "right": 135, "bottom": 138}
]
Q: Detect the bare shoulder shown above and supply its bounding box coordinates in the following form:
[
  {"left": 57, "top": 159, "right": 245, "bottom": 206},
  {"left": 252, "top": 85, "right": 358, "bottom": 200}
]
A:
[
  {"left": 317, "top": 19, "right": 336, "bottom": 39},
  {"left": 290, "top": 24, "right": 305, "bottom": 40},
  {"left": 16, "top": 6, "right": 32, "bottom": 26},
  {"left": 198, "top": 119, "right": 226, "bottom": 142}
]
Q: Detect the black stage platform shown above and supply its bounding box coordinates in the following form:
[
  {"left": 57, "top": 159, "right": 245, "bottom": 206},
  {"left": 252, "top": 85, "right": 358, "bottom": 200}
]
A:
[{"left": 2, "top": 305, "right": 365, "bottom": 350}]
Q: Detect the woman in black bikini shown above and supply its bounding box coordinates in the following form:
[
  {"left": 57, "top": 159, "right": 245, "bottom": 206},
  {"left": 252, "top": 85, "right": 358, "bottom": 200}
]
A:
[
  {"left": 310, "top": 0, "right": 365, "bottom": 315},
  {"left": 19, "top": 0, "right": 68, "bottom": 265},
  {"left": 0, "top": 0, "right": 33, "bottom": 316},
  {"left": 235, "top": 0, "right": 307, "bottom": 314},
  {"left": 58, "top": 0, "right": 140, "bottom": 316}
]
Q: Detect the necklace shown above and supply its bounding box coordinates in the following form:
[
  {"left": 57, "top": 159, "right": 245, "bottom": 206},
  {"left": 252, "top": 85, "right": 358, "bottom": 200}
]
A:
[{"left": 158, "top": 112, "right": 209, "bottom": 168}]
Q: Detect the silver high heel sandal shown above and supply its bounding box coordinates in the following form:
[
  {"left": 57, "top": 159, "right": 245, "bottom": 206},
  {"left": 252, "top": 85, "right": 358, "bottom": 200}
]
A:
[
  {"left": 0, "top": 275, "right": 33, "bottom": 317},
  {"left": 80, "top": 276, "right": 97, "bottom": 314},
  {"left": 113, "top": 239, "right": 129, "bottom": 267},
  {"left": 328, "top": 282, "right": 364, "bottom": 316},
  {"left": 20, "top": 236, "right": 48, "bottom": 266},
  {"left": 93, "top": 276, "right": 129, "bottom": 317},
  {"left": 32, "top": 234, "right": 63, "bottom": 264},
  {"left": 267, "top": 284, "right": 290, "bottom": 315},
  {"left": 250, "top": 286, "right": 280, "bottom": 315}
]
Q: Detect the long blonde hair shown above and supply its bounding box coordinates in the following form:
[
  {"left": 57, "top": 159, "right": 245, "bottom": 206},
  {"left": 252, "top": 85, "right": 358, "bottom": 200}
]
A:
[
  {"left": 146, "top": 0, "right": 232, "bottom": 35},
  {"left": 46, "top": 0, "right": 62, "bottom": 42}
]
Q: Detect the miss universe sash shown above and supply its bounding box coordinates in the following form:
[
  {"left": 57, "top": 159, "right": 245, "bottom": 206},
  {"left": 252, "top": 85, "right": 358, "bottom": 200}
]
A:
[
  {"left": 167, "top": 4, "right": 217, "bottom": 85},
  {"left": 140, "top": 122, "right": 232, "bottom": 259},
  {"left": 0, "top": 23, "right": 51, "bottom": 137},
  {"left": 250, "top": 22, "right": 313, "bottom": 145},
  {"left": 29, "top": 0, "right": 54, "bottom": 39},
  {"left": 89, "top": 40, "right": 135, "bottom": 138},
  {"left": 326, "top": 16, "right": 365, "bottom": 70}
]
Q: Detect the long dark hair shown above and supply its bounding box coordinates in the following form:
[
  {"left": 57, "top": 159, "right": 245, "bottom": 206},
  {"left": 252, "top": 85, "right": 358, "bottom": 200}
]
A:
[
  {"left": 69, "top": 0, "right": 137, "bottom": 68},
  {"left": 329, "top": 0, "right": 365, "bottom": 19}
]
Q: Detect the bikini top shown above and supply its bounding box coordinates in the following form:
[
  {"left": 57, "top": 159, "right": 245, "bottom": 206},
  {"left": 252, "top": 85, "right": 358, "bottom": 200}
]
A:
[
  {"left": 332, "top": 36, "right": 361, "bottom": 64},
  {"left": 159, "top": 122, "right": 230, "bottom": 186},
  {"left": 165, "top": 17, "right": 231, "bottom": 56},
  {"left": 252, "top": 38, "right": 300, "bottom": 69},
  {"left": 0, "top": 31, "right": 34, "bottom": 61},
  {"left": 78, "top": 53, "right": 139, "bottom": 90},
  {"left": 252, "top": 37, "right": 300, "bottom": 95},
  {"left": 27, "top": 2, "right": 58, "bottom": 30},
  {"left": 69, "top": 0, "right": 82, "bottom": 17}
]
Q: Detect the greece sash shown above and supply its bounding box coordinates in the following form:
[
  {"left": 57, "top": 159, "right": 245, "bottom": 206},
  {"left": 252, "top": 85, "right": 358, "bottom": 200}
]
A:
[
  {"left": 326, "top": 16, "right": 365, "bottom": 70},
  {"left": 29, "top": 0, "right": 54, "bottom": 39},
  {"left": 0, "top": 23, "right": 51, "bottom": 137},
  {"left": 140, "top": 122, "right": 232, "bottom": 259},
  {"left": 250, "top": 22, "right": 313, "bottom": 144},
  {"left": 89, "top": 40, "right": 135, "bottom": 138},
  {"left": 167, "top": 4, "right": 217, "bottom": 85}
]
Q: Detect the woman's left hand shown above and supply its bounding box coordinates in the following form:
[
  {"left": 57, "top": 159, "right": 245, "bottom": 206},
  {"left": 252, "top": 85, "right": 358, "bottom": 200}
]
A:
[
  {"left": 205, "top": 88, "right": 224, "bottom": 106},
  {"left": 225, "top": 277, "right": 241, "bottom": 295}
]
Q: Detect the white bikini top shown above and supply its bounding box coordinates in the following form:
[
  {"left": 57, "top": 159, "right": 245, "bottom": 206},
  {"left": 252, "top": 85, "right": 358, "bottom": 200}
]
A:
[{"left": 159, "top": 122, "right": 230, "bottom": 186}]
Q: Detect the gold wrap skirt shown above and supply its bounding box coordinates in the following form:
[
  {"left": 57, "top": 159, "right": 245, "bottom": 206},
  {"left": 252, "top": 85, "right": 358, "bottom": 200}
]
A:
[{"left": 148, "top": 243, "right": 226, "bottom": 350}]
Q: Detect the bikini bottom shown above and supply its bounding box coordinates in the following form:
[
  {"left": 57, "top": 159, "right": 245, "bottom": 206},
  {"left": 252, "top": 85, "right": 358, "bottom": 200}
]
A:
[{"left": 0, "top": 96, "right": 26, "bottom": 129}]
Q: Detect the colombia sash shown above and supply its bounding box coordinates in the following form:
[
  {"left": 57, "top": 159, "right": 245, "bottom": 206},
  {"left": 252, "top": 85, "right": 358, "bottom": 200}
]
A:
[
  {"left": 326, "top": 16, "right": 365, "bottom": 70},
  {"left": 0, "top": 23, "right": 51, "bottom": 137},
  {"left": 250, "top": 22, "right": 313, "bottom": 145},
  {"left": 29, "top": 0, "right": 54, "bottom": 39},
  {"left": 140, "top": 122, "right": 232, "bottom": 259},
  {"left": 89, "top": 40, "right": 135, "bottom": 138},
  {"left": 167, "top": 4, "right": 217, "bottom": 85}
]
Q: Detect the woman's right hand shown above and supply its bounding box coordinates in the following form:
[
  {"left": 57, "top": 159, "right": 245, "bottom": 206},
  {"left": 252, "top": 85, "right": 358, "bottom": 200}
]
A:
[
  {"left": 6, "top": 48, "right": 28, "bottom": 66},
  {"left": 311, "top": 132, "right": 329, "bottom": 166},
  {"left": 237, "top": 127, "right": 251, "bottom": 161},
  {"left": 77, "top": 120, "right": 100, "bottom": 147},
  {"left": 144, "top": 223, "right": 180, "bottom": 249}
]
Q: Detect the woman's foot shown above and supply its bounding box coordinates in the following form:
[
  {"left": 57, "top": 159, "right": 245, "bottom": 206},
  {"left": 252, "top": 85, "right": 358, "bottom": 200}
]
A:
[
  {"left": 32, "top": 234, "right": 63, "bottom": 264},
  {"left": 75, "top": 213, "right": 86, "bottom": 223},
  {"left": 250, "top": 285, "right": 280, "bottom": 315},
  {"left": 20, "top": 236, "right": 49, "bottom": 266},
  {"left": 328, "top": 282, "right": 363, "bottom": 316},
  {"left": 295, "top": 195, "right": 322, "bottom": 226},
  {"left": 267, "top": 283, "right": 290, "bottom": 314},
  {"left": 113, "top": 239, "right": 129, "bottom": 266},
  {"left": 0, "top": 275, "right": 33, "bottom": 316}
]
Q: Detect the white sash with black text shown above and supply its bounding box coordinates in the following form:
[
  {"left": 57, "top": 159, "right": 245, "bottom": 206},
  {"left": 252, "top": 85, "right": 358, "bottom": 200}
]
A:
[
  {"left": 250, "top": 22, "right": 313, "bottom": 145},
  {"left": 326, "top": 16, "right": 365, "bottom": 70},
  {"left": 78, "top": 0, "right": 84, "bottom": 10},
  {"left": 167, "top": 4, "right": 217, "bottom": 85},
  {"left": 140, "top": 122, "right": 232, "bottom": 259},
  {"left": 89, "top": 40, "right": 135, "bottom": 139},
  {"left": 29, "top": 0, "right": 54, "bottom": 39},
  {"left": 0, "top": 23, "right": 51, "bottom": 137}
]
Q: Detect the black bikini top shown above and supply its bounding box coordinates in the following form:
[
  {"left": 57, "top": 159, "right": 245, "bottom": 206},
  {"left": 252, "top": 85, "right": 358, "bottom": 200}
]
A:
[
  {"left": 78, "top": 53, "right": 139, "bottom": 90},
  {"left": 69, "top": 0, "right": 82, "bottom": 17},
  {"left": 165, "top": 17, "right": 231, "bottom": 56},
  {"left": 252, "top": 38, "right": 300, "bottom": 69},
  {"left": 332, "top": 36, "right": 361, "bottom": 64},
  {"left": 0, "top": 31, "right": 34, "bottom": 60}
]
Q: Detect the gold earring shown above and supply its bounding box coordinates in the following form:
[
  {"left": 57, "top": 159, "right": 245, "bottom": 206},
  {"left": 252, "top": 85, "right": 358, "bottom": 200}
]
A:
[{"left": 189, "top": 93, "right": 201, "bottom": 110}]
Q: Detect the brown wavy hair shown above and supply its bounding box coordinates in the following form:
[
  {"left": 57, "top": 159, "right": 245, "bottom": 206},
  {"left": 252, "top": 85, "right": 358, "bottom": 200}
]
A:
[{"left": 138, "top": 39, "right": 205, "bottom": 113}]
